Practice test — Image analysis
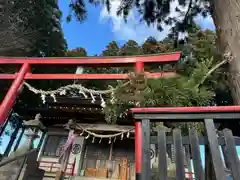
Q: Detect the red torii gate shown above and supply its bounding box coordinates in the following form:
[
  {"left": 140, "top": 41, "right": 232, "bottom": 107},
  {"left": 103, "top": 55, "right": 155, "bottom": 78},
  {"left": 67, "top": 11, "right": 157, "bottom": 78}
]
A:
[
  {"left": 1, "top": 52, "right": 240, "bottom": 180},
  {"left": 0, "top": 52, "right": 181, "bottom": 125},
  {"left": 0, "top": 52, "right": 181, "bottom": 179}
]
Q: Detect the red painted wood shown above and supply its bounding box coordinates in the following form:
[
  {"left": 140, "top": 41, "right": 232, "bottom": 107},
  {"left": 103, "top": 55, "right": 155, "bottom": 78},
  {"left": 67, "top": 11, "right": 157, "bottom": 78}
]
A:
[
  {"left": 0, "top": 52, "right": 181, "bottom": 65},
  {"left": 26, "top": 73, "right": 129, "bottom": 80},
  {"left": 0, "top": 63, "right": 29, "bottom": 125},
  {"left": 131, "top": 106, "right": 240, "bottom": 113},
  {"left": 134, "top": 60, "right": 144, "bottom": 175},
  {"left": 0, "top": 74, "right": 16, "bottom": 79},
  {"left": 135, "top": 61, "right": 144, "bottom": 72},
  {"left": 135, "top": 121, "right": 142, "bottom": 173},
  {"left": 0, "top": 72, "right": 177, "bottom": 80}
]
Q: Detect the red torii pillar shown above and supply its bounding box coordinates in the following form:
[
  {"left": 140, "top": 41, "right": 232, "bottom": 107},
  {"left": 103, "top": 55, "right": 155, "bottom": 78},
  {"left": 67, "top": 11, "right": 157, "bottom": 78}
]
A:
[
  {"left": 134, "top": 61, "right": 143, "bottom": 180},
  {"left": 0, "top": 63, "right": 30, "bottom": 125}
]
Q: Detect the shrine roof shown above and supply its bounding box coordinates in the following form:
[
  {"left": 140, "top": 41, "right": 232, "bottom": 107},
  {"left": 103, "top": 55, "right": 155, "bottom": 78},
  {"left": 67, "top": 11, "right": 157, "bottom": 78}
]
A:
[{"left": 15, "top": 96, "right": 133, "bottom": 126}]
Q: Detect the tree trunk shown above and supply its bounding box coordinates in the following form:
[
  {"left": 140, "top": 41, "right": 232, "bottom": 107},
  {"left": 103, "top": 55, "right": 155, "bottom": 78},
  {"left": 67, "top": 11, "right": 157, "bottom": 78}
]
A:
[{"left": 210, "top": 0, "right": 240, "bottom": 104}]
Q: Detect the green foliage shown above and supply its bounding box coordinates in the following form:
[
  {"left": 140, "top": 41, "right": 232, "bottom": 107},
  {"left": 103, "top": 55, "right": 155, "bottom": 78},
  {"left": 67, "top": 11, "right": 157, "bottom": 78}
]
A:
[
  {"left": 141, "top": 36, "right": 174, "bottom": 55},
  {"left": 12, "top": 0, "right": 69, "bottom": 105},
  {"left": 103, "top": 59, "right": 216, "bottom": 124},
  {"left": 66, "top": 0, "right": 236, "bottom": 106},
  {"left": 24, "top": 0, "right": 67, "bottom": 57},
  {"left": 67, "top": 47, "right": 87, "bottom": 57},
  {"left": 96, "top": 28, "right": 232, "bottom": 128},
  {"left": 68, "top": 0, "right": 211, "bottom": 40},
  {"left": 101, "top": 41, "right": 119, "bottom": 56},
  {"left": 118, "top": 40, "right": 141, "bottom": 56},
  {"left": 0, "top": 0, "right": 67, "bottom": 57},
  {"left": 178, "top": 26, "right": 232, "bottom": 105}
]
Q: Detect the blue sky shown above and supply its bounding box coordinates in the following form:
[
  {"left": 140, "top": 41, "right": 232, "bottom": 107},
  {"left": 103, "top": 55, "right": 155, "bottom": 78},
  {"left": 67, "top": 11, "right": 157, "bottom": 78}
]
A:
[
  {"left": 59, "top": 1, "right": 215, "bottom": 56},
  {"left": 0, "top": 122, "right": 42, "bottom": 154}
]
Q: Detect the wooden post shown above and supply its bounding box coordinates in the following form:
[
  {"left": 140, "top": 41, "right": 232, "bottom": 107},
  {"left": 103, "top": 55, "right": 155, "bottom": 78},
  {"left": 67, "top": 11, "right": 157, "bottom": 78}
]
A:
[
  {"left": 0, "top": 63, "right": 29, "bottom": 125},
  {"left": 134, "top": 61, "right": 144, "bottom": 180},
  {"left": 119, "top": 158, "right": 128, "bottom": 180},
  {"left": 204, "top": 119, "right": 226, "bottom": 180},
  {"left": 157, "top": 129, "right": 168, "bottom": 180},
  {"left": 223, "top": 129, "right": 240, "bottom": 179},
  {"left": 189, "top": 129, "right": 204, "bottom": 180},
  {"left": 141, "top": 119, "right": 150, "bottom": 180},
  {"left": 173, "top": 129, "right": 185, "bottom": 180}
]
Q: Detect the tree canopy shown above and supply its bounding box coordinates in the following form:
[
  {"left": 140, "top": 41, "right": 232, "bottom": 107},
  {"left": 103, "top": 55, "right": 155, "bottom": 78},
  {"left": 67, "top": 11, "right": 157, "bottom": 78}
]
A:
[
  {"left": 0, "top": 0, "right": 233, "bottom": 128},
  {"left": 0, "top": 0, "right": 67, "bottom": 57},
  {"left": 91, "top": 27, "right": 232, "bottom": 124},
  {"left": 19, "top": 27, "right": 231, "bottom": 126},
  {"left": 68, "top": 0, "right": 240, "bottom": 105},
  {"left": 69, "top": 0, "right": 211, "bottom": 38}
]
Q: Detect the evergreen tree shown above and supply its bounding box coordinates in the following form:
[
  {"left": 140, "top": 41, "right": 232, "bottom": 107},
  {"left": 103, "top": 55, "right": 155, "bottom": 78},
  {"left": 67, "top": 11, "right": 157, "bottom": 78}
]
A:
[
  {"left": 70, "top": 0, "right": 240, "bottom": 104},
  {"left": 24, "top": 0, "right": 67, "bottom": 57},
  {"left": 141, "top": 37, "right": 162, "bottom": 55},
  {"left": 101, "top": 28, "right": 230, "bottom": 125},
  {"left": 0, "top": 0, "right": 34, "bottom": 56},
  {"left": 67, "top": 47, "right": 87, "bottom": 57},
  {"left": 101, "top": 41, "right": 119, "bottom": 56},
  {"left": 12, "top": 0, "right": 69, "bottom": 107},
  {"left": 118, "top": 40, "right": 141, "bottom": 56}
]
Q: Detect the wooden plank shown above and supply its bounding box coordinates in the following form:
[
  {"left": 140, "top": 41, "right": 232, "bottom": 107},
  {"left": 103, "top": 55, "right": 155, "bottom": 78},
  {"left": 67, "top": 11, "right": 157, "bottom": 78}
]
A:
[
  {"left": 189, "top": 129, "right": 204, "bottom": 180},
  {"left": 205, "top": 145, "right": 216, "bottom": 180},
  {"left": 86, "top": 159, "right": 96, "bottom": 168},
  {"left": 99, "top": 160, "right": 106, "bottom": 168},
  {"left": 142, "top": 119, "right": 151, "bottom": 180},
  {"left": 82, "top": 159, "right": 87, "bottom": 170},
  {"left": 132, "top": 106, "right": 240, "bottom": 114},
  {"left": 184, "top": 145, "right": 190, "bottom": 167},
  {"left": 119, "top": 158, "right": 128, "bottom": 180},
  {"left": 185, "top": 145, "right": 194, "bottom": 179},
  {"left": 223, "top": 128, "right": 240, "bottom": 180},
  {"left": 130, "top": 163, "right": 136, "bottom": 180},
  {"left": 204, "top": 119, "right": 227, "bottom": 180},
  {"left": 85, "top": 168, "right": 96, "bottom": 177},
  {"left": 109, "top": 143, "right": 113, "bottom": 160},
  {"left": 112, "top": 160, "right": 120, "bottom": 178},
  {"left": 157, "top": 129, "right": 168, "bottom": 180},
  {"left": 106, "top": 160, "right": 112, "bottom": 177},
  {"left": 96, "top": 168, "right": 108, "bottom": 178},
  {"left": 134, "top": 112, "right": 240, "bottom": 120},
  {"left": 96, "top": 160, "right": 101, "bottom": 169},
  {"left": 150, "top": 135, "right": 240, "bottom": 145},
  {"left": 173, "top": 128, "right": 185, "bottom": 180},
  {"left": 221, "top": 145, "right": 230, "bottom": 169}
]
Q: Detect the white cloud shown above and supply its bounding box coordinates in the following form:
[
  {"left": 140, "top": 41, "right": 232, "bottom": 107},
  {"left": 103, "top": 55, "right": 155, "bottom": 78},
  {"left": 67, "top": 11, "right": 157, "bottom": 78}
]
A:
[
  {"left": 99, "top": 0, "right": 172, "bottom": 44},
  {"left": 99, "top": 0, "right": 215, "bottom": 44},
  {"left": 195, "top": 15, "right": 215, "bottom": 30}
]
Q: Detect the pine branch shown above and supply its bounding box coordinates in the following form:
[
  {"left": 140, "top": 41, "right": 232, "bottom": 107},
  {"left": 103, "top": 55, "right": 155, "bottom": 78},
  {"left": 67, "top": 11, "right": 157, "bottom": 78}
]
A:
[{"left": 195, "top": 57, "right": 229, "bottom": 88}]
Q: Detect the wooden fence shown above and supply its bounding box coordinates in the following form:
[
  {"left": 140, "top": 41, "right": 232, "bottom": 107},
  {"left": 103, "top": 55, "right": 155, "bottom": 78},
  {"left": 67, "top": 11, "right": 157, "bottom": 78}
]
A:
[{"left": 139, "top": 119, "right": 240, "bottom": 180}]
